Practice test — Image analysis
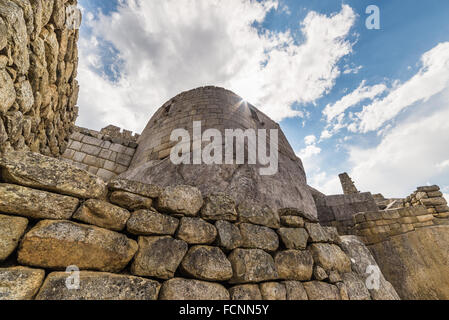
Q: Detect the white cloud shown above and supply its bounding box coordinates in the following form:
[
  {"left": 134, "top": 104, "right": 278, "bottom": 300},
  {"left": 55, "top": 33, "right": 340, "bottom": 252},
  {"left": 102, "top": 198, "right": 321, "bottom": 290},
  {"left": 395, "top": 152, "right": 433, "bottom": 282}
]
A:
[
  {"left": 353, "top": 42, "right": 449, "bottom": 133},
  {"left": 437, "top": 160, "right": 449, "bottom": 169},
  {"left": 346, "top": 87, "right": 449, "bottom": 197},
  {"left": 76, "top": 1, "right": 356, "bottom": 132},
  {"left": 304, "top": 135, "right": 317, "bottom": 145},
  {"left": 323, "top": 80, "right": 387, "bottom": 122}
]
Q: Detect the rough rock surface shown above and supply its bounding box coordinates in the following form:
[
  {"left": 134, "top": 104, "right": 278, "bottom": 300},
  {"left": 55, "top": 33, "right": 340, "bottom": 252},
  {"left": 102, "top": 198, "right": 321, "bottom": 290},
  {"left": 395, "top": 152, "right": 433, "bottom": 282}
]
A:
[
  {"left": 127, "top": 210, "right": 179, "bottom": 236},
  {"left": 277, "top": 228, "right": 309, "bottom": 250},
  {"left": 260, "top": 282, "right": 287, "bottom": 300},
  {"left": 239, "top": 223, "right": 279, "bottom": 252},
  {"left": 284, "top": 281, "right": 308, "bottom": 300},
  {"left": 0, "top": 214, "right": 28, "bottom": 260},
  {"left": 339, "top": 236, "right": 400, "bottom": 300},
  {"left": 228, "top": 249, "right": 278, "bottom": 284},
  {"left": 73, "top": 199, "right": 130, "bottom": 231},
  {"left": 368, "top": 226, "right": 449, "bottom": 299},
  {"left": 201, "top": 193, "right": 237, "bottom": 221},
  {"left": 237, "top": 202, "right": 280, "bottom": 228},
  {"left": 215, "top": 220, "right": 243, "bottom": 251},
  {"left": 176, "top": 217, "right": 217, "bottom": 244},
  {"left": 120, "top": 87, "right": 318, "bottom": 219},
  {"left": 18, "top": 220, "right": 137, "bottom": 272},
  {"left": 159, "top": 278, "right": 230, "bottom": 300},
  {"left": 36, "top": 272, "right": 160, "bottom": 300},
  {"left": 131, "top": 236, "right": 188, "bottom": 280},
  {"left": 109, "top": 191, "right": 153, "bottom": 211},
  {"left": 341, "top": 273, "right": 371, "bottom": 300},
  {"left": 108, "top": 178, "right": 161, "bottom": 198},
  {"left": 157, "top": 185, "right": 203, "bottom": 216},
  {"left": 229, "top": 284, "right": 262, "bottom": 300},
  {"left": 180, "top": 246, "right": 233, "bottom": 281},
  {"left": 0, "top": 152, "right": 107, "bottom": 199},
  {"left": 303, "top": 281, "right": 341, "bottom": 300},
  {"left": 309, "top": 243, "right": 351, "bottom": 274},
  {"left": 275, "top": 250, "right": 313, "bottom": 281},
  {"left": 0, "top": 267, "right": 45, "bottom": 300},
  {"left": 0, "top": 183, "right": 79, "bottom": 220}
]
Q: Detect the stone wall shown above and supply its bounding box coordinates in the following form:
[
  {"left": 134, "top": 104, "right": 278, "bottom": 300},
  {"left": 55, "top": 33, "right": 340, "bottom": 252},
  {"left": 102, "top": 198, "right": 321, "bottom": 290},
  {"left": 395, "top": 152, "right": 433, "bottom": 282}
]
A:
[
  {"left": 0, "top": 151, "right": 398, "bottom": 300},
  {"left": 315, "top": 192, "right": 379, "bottom": 234},
  {"left": 404, "top": 185, "right": 449, "bottom": 219},
  {"left": 0, "top": 0, "right": 80, "bottom": 157},
  {"left": 61, "top": 126, "right": 138, "bottom": 181},
  {"left": 339, "top": 173, "right": 359, "bottom": 195}
]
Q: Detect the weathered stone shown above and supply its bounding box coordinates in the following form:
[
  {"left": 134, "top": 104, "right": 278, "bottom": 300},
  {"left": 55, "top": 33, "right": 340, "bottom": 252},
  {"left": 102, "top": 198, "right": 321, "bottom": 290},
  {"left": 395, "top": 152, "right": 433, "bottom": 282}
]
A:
[
  {"left": 277, "top": 228, "right": 308, "bottom": 250},
  {"left": 280, "top": 215, "right": 305, "bottom": 228},
  {"left": 309, "top": 243, "right": 351, "bottom": 274},
  {"left": 201, "top": 193, "right": 237, "bottom": 221},
  {"left": 109, "top": 191, "right": 153, "bottom": 211},
  {"left": 283, "top": 281, "right": 308, "bottom": 300},
  {"left": 127, "top": 210, "right": 179, "bottom": 236},
  {"left": 229, "top": 284, "right": 262, "bottom": 300},
  {"left": 176, "top": 217, "right": 217, "bottom": 245},
  {"left": 305, "top": 223, "right": 333, "bottom": 243},
  {"left": 108, "top": 178, "right": 162, "bottom": 198},
  {"left": 36, "top": 272, "right": 160, "bottom": 300},
  {"left": 131, "top": 236, "right": 188, "bottom": 280},
  {"left": 0, "top": 214, "right": 28, "bottom": 261},
  {"left": 239, "top": 223, "right": 279, "bottom": 252},
  {"left": 0, "top": 267, "right": 45, "bottom": 300},
  {"left": 342, "top": 273, "right": 371, "bottom": 300},
  {"left": 157, "top": 185, "right": 203, "bottom": 216},
  {"left": 180, "top": 246, "right": 233, "bottom": 281},
  {"left": 237, "top": 202, "right": 280, "bottom": 228},
  {"left": 313, "top": 266, "right": 328, "bottom": 281},
  {"left": 0, "top": 152, "right": 107, "bottom": 199},
  {"left": 278, "top": 207, "right": 318, "bottom": 223},
  {"left": 159, "top": 278, "right": 230, "bottom": 300},
  {"left": 228, "top": 249, "right": 278, "bottom": 284},
  {"left": 275, "top": 250, "right": 313, "bottom": 281},
  {"left": 337, "top": 283, "right": 350, "bottom": 300},
  {"left": 417, "top": 185, "right": 440, "bottom": 192},
  {"left": 339, "top": 235, "right": 400, "bottom": 300},
  {"left": 0, "top": 69, "right": 15, "bottom": 113},
  {"left": 18, "top": 220, "right": 137, "bottom": 272},
  {"left": 303, "top": 281, "right": 341, "bottom": 300},
  {"left": 421, "top": 197, "right": 447, "bottom": 207},
  {"left": 329, "top": 271, "right": 342, "bottom": 283},
  {"left": 14, "top": 79, "right": 34, "bottom": 113},
  {"left": 73, "top": 199, "right": 130, "bottom": 231},
  {"left": 121, "top": 87, "right": 318, "bottom": 220},
  {"left": 0, "top": 183, "right": 79, "bottom": 220},
  {"left": 215, "top": 220, "right": 243, "bottom": 251},
  {"left": 260, "top": 282, "right": 287, "bottom": 300}
]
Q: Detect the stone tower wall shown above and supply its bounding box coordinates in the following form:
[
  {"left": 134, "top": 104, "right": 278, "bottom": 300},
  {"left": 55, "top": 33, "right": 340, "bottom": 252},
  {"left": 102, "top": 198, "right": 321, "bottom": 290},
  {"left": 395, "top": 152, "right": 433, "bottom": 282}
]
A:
[
  {"left": 339, "top": 173, "right": 360, "bottom": 195},
  {"left": 0, "top": 0, "right": 80, "bottom": 157}
]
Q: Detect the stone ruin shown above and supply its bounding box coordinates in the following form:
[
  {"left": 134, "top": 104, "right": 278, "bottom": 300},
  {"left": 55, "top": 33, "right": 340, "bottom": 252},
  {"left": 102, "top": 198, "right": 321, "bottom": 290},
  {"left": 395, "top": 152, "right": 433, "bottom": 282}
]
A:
[{"left": 0, "top": 1, "right": 448, "bottom": 301}]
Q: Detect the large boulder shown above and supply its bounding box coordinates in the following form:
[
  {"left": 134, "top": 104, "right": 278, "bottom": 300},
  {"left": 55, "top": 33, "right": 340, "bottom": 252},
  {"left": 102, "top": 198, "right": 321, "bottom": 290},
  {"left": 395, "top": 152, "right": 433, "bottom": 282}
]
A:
[
  {"left": 303, "top": 281, "right": 341, "bottom": 300},
  {"left": 18, "top": 220, "right": 138, "bottom": 272},
  {"left": 108, "top": 178, "right": 162, "bottom": 198},
  {"left": 73, "top": 199, "right": 131, "bottom": 231},
  {"left": 239, "top": 223, "right": 279, "bottom": 252},
  {"left": 159, "top": 278, "right": 229, "bottom": 300},
  {"left": 180, "top": 246, "right": 233, "bottom": 281},
  {"left": 215, "top": 220, "right": 243, "bottom": 251},
  {"left": 229, "top": 284, "right": 262, "bottom": 300},
  {"left": 131, "top": 236, "right": 188, "bottom": 280},
  {"left": 176, "top": 217, "right": 217, "bottom": 244},
  {"left": 228, "top": 249, "right": 278, "bottom": 284},
  {"left": 275, "top": 250, "right": 313, "bottom": 281},
  {"left": 157, "top": 185, "right": 203, "bottom": 216},
  {"left": 201, "top": 193, "right": 237, "bottom": 222},
  {"left": 127, "top": 210, "right": 179, "bottom": 236},
  {"left": 309, "top": 243, "right": 351, "bottom": 274},
  {"left": 0, "top": 184, "right": 79, "bottom": 220},
  {"left": 36, "top": 272, "right": 161, "bottom": 300},
  {"left": 0, "top": 214, "right": 28, "bottom": 261},
  {"left": 0, "top": 267, "right": 45, "bottom": 300},
  {"left": 0, "top": 151, "right": 108, "bottom": 199}
]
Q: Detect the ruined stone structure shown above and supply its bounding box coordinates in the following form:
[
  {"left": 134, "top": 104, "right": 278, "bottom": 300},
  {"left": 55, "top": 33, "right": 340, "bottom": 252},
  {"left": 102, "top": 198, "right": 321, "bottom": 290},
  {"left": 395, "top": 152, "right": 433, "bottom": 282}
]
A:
[
  {"left": 120, "top": 86, "right": 317, "bottom": 219},
  {"left": 339, "top": 173, "right": 359, "bottom": 195},
  {"left": 61, "top": 126, "right": 139, "bottom": 181},
  {"left": 0, "top": 0, "right": 80, "bottom": 157},
  {"left": 0, "top": 151, "right": 399, "bottom": 300}
]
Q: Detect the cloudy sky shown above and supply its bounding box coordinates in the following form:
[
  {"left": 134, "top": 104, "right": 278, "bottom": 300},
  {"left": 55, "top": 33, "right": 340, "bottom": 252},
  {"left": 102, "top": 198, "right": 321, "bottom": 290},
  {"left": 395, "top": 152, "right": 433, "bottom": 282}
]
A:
[{"left": 77, "top": 0, "right": 449, "bottom": 199}]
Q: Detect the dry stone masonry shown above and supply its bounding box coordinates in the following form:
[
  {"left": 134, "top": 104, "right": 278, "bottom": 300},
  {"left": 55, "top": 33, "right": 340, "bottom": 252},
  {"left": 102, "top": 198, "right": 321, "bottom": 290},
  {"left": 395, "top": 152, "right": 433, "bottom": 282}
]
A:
[
  {"left": 0, "top": 151, "right": 398, "bottom": 300},
  {"left": 0, "top": 0, "right": 80, "bottom": 157},
  {"left": 61, "top": 126, "right": 139, "bottom": 181}
]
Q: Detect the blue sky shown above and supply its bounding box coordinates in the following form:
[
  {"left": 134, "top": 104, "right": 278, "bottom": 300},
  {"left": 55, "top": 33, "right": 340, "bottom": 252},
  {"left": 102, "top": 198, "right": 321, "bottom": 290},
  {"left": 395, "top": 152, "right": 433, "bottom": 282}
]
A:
[{"left": 76, "top": 0, "right": 449, "bottom": 198}]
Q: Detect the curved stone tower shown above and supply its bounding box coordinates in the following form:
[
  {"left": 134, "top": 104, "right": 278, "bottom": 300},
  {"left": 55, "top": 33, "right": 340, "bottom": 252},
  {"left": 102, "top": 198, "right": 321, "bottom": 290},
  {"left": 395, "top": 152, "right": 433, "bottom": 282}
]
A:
[{"left": 122, "top": 86, "right": 317, "bottom": 218}]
